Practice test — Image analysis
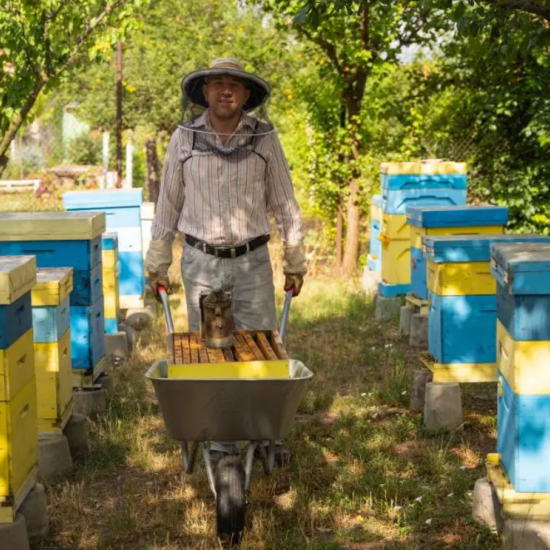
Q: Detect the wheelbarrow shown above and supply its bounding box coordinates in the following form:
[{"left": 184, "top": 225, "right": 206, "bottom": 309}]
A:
[{"left": 145, "top": 289, "right": 313, "bottom": 544}]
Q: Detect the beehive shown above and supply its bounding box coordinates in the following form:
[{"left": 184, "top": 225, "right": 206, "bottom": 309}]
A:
[
  {"left": 0, "top": 256, "right": 38, "bottom": 521},
  {"left": 31, "top": 268, "right": 74, "bottom": 433},
  {"left": 0, "top": 212, "right": 106, "bottom": 378},
  {"left": 367, "top": 195, "right": 382, "bottom": 272},
  {"left": 102, "top": 233, "right": 120, "bottom": 334},
  {"left": 63, "top": 189, "right": 145, "bottom": 310}
]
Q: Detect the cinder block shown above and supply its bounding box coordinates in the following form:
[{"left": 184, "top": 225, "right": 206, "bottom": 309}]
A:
[
  {"left": 18, "top": 483, "right": 49, "bottom": 541},
  {"left": 399, "top": 306, "right": 414, "bottom": 337},
  {"left": 63, "top": 413, "right": 88, "bottom": 458},
  {"left": 375, "top": 296, "right": 401, "bottom": 322},
  {"left": 105, "top": 332, "right": 129, "bottom": 359},
  {"left": 0, "top": 514, "right": 30, "bottom": 550},
  {"left": 409, "top": 313, "right": 428, "bottom": 348},
  {"left": 38, "top": 434, "right": 73, "bottom": 482},
  {"left": 409, "top": 370, "right": 433, "bottom": 413},
  {"left": 472, "top": 477, "right": 503, "bottom": 534},
  {"left": 72, "top": 386, "right": 107, "bottom": 418},
  {"left": 423, "top": 382, "right": 463, "bottom": 431},
  {"left": 503, "top": 519, "right": 550, "bottom": 549}
]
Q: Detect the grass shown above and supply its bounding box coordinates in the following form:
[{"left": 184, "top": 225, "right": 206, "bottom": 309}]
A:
[{"left": 32, "top": 276, "right": 501, "bottom": 550}]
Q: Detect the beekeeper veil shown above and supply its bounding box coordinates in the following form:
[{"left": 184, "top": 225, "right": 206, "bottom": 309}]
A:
[{"left": 179, "top": 57, "right": 276, "bottom": 156}]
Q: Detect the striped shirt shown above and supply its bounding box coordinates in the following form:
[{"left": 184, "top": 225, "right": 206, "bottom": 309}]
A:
[{"left": 151, "top": 111, "right": 304, "bottom": 246}]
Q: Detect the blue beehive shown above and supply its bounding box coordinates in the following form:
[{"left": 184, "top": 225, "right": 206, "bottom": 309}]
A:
[
  {"left": 425, "top": 234, "right": 550, "bottom": 367},
  {"left": 63, "top": 190, "right": 145, "bottom": 309},
  {"left": 0, "top": 212, "right": 106, "bottom": 375},
  {"left": 407, "top": 205, "right": 509, "bottom": 300}
]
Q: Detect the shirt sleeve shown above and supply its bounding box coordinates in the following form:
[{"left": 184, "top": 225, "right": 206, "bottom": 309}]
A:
[
  {"left": 151, "top": 129, "right": 185, "bottom": 242},
  {"left": 265, "top": 132, "right": 304, "bottom": 244}
]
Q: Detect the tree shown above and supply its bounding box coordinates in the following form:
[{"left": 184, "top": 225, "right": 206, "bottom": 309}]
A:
[
  {"left": 252, "top": 0, "right": 438, "bottom": 275},
  {"left": 0, "top": 0, "right": 146, "bottom": 176},
  {"left": 56, "top": 0, "right": 303, "bottom": 197}
]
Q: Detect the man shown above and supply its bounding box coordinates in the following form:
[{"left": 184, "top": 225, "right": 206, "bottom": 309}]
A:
[{"left": 145, "top": 57, "right": 307, "bottom": 463}]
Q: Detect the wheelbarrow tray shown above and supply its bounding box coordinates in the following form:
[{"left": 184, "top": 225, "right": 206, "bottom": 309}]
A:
[{"left": 146, "top": 359, "right": 312, "bottom": 442}]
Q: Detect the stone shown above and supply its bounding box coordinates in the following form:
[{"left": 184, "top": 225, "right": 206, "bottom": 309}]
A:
[
  {"left": 423, "top": 382, "right": 464, "bottom": 431},
  {"left": 409, "top": 313, "right": 429, "bottom": 349},
  {"left": 63, "top": 413, "right": 89, "bottom": 458},
  {"left": 72, "top": 386, "right": 107, "bottom": 418},
  {"left": 96, "top": 373, "right": 114, "bottom": 395},
  {"left": 399, "top": 306, "right": 414, "bottom": 337},
  {"left": 105, "top": 332, "right": 129, "bottom": 360},
  {"left": 362, "top": 267, "right": 381, "bottom": 295},
  {"left": 125, "top": 307, "right": 154, "bottom": 331},
  {"left": 18, "top": 484, "right": 49, "bottom": 541},
  {"left": 409, "top": 370, "right": 433, "bottom": 413},
  {"left": 0, "top": 514, "right": 30, "bottom": 550},
  {"left": 503, "top": 519, "right": 550, "bottom": 549},
  {"left": 38, "top": 434, "right": 73, "bottom": 482},
  {"left": 472, "top": 477, "right": 503, "bottom": 534},
  {"left": 375, "top": 296, "right": 401, "bottom": 322}
]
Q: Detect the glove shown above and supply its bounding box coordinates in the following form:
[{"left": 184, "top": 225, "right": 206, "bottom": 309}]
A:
[
  {"left": 145, "top": 239, "right": 173, "bottom": 275},
  {"left": 284, "top": 273, "right": 304, "bottom": 297},
  {"left": 282, "top": 242, "right": 307, "bottom": 297},
  {"left": 148, "top": 271, "right": 172, "bottom": 301}
]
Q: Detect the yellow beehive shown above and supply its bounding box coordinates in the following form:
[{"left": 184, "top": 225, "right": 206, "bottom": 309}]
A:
[
  {"left": 102, "top": 249, "right": 120, "bottom": 320},
  {"left": 31, "top": 269, "right": 74, "bottom": 433},
  {"left": 0, "top": 331, "right": 35, "bottom": 402},
  {"left": 380, "top": 236, "right": 411, "bottom": 285},
  {"left": 381, "top": 161, "right": 467, "bottom": 175},
  {"left": 381, "top": 213, "right": 409, "bottom": 241},
  {"left": 426, "top": 259, "right": 494, "bottom": 296},
  {"left": 497, "top": 321, "right": 550, "bottom": 395},
  {"left": 0, "top": 212, "right": 105, "bottom": 241},
  {"left": 410, "top": 225, "right": 505, "bottom": 250},
  {"left": 0, "top": 378, "right": 38, "bottom": 503}
]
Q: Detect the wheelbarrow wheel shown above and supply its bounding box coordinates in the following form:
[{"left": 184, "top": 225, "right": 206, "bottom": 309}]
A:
[{"left": 215, "top": 456, "right": 246, "bottom": 546}]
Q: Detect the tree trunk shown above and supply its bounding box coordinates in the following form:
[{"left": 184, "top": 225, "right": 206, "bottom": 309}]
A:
[
  {"left": 342, "top": 177, "right": 361, "bottom": 276},
  {"left": 335, "top": 201, "right": 343, "bottom": 273},
  {"left": 146, "top": 137, "right": 160, "bottom": 205},
  {"left": 0, "top": 79, "right": 45, "bottom": 177}
]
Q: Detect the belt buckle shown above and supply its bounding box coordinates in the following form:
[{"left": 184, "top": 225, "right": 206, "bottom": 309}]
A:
[{"left": 231, "top": 248, "right": 236, "bottom": 259}]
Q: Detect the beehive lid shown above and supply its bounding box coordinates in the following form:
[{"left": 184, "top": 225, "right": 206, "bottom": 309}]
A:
[
  {"left": 407, "top": 205, "right": 509, "bottom": 228},
  {"left": 102, "top": 233, "right": 119, "bottom": 251},
  {"left": 381, "top": 160, "right": 467, "bottom": 175},
  {"left": 141, "top": 202, "right": 156, "bottom": 220},
  {"left": 0, "top": 212, "right": 106, "bottom": 241},
  {"left": 424, "top": 234, "right": 550, "bottom": 263},
  {"left": 32, "top": 268, "right": 74, "bottom": 306},
  {"left": 0, "top": 256, "right": 37, "bottom": 304},
  {"left": 63, "top": 189, "right": 143, "bottom": 209}
]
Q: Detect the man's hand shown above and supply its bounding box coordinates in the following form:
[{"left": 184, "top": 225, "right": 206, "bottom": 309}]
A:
[
  {"left": 148, "top": 271, "right": 172, "bottom": 301},
  {"left": 284, "top": 273, "right": 304, "bottom": 297}
]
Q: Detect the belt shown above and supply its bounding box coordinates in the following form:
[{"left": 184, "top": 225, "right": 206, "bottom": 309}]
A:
[{"left": 185, "top": 234, "right": 270, "bottom": 259}]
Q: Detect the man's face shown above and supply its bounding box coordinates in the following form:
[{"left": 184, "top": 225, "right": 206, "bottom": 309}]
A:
[{"left": 203, "top": 75, "right": 251, "bottom": 120}]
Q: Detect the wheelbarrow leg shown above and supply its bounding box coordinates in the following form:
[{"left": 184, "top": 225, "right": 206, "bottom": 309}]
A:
[
  {"left": 181, "top": 442, "right": 199, "bottom": 474},
  {"left": 200, "top": 443, "right": 218, "bottom": 499},
  {"left": 255, "top": 439, "right": 276, "bottom": 476}
]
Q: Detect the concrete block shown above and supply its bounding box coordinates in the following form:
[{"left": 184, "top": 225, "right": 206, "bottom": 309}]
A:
[
  {"left": 18, "top": 484, "right": 49, "bottom": 541},
  {"left": 119, "top": 322, "right": 136, "bottom": 352},
  {"left": 399, "top": 306, "right": 414, "bottom": 337},
  {"left": 423, "top": 382, "right": 463, "bottom": 431},
  {"left": 409, "top": 370, "right": 433, "bottom": 413},
  {"left": 96, "top": 373, "right": 114, "bottom": 395},
  {"left": 105, "top": 332, "right": 129, "bottom": 359},
  {"left": 72, "top": 386, "right": 107, "bottom": 418},
  {"left": 362, "top": 268, "right": 381, "bottom": 295},
  {"left": 38, "top": 434, "right": 73, "bottom": 482},
  {"left": 63, "top": 413, "right": 88, "bottom": 458},
  {"left": 0, "top": 514, "right": 30, "bottom": 550},
  {"left": 472, "top": 477, "right": 503, "bottom": 534},
  {"left": 503, "top": 519, "right": 550, "bottom": 549},
  {"left": 125, "top": 306, "right": 154, "bottom": 331},
  {"left": 409, "top": 313, "right": 429, "bottom": 349},
  {"left": 375, "top": 296, "right": 401, "bottom": 322}
]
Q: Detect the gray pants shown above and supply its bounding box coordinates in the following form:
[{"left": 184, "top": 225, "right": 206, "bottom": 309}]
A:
[{"left": 181, "top": 242, "right": 278, "bottom": 453}]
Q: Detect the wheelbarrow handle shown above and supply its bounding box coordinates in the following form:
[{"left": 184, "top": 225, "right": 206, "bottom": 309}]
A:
[
  {"left": 158, "top": 286, "right": 175, "bottom": 334},
  {"left": 279, "top": 290, "right": 293, "bottom": 342}
]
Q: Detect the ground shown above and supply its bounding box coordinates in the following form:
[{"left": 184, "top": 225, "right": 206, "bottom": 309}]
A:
[{"left": 1, "top": 192, "right": 501, "bottom": 550}]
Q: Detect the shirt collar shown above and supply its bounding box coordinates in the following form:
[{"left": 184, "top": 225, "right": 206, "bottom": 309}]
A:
[{"left": 188, "top": 110, "right": 257, "bottom": 131}]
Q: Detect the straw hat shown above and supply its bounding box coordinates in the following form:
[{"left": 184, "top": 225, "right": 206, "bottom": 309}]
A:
[{"left": 181, "top": 57, "right": 271, "bottom": 112}]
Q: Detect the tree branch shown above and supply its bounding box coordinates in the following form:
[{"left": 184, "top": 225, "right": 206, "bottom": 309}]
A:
[
  {"left": 298, "top": 26, "right": 344, "bottom": 75},
  {"left": 480, "top": 0, "right": 550, "bottom": 21}
]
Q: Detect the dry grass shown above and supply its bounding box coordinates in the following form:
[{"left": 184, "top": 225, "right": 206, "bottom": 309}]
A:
[{"left": 32, "top": 277, "right": 501, "bottom": 550}]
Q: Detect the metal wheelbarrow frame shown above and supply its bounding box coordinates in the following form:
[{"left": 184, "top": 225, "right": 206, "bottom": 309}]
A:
[{"left": 145, "top": 288, "right": 312, "bottom": 544}]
